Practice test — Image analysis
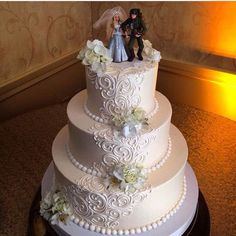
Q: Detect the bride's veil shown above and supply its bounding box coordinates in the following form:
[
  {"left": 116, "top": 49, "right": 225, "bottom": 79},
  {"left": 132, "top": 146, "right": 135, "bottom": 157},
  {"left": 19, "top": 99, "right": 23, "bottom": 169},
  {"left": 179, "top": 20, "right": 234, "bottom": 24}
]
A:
[{"left": 93, "top": 6, "right": 128, "bottom": 41}]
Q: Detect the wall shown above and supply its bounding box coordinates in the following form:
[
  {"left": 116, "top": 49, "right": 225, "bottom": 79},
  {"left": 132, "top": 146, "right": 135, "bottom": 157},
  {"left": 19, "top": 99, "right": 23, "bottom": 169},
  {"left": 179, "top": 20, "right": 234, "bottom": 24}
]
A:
[
  {"left": 0, "top": 1, "right": 92, "bottom": 93},
  {"left": 3, "top": 1, "right": 236, "bottom": 86},
  {"left": 0, "top": 2, "right": 92, "bottom": 120},
  {"left": 92, "top": 1, "right": 236, "bottom": 73}
]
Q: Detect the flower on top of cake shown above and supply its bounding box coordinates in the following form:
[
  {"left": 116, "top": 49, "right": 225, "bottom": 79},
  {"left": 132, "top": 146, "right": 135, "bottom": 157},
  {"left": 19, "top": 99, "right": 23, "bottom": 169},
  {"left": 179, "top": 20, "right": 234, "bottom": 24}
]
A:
[
  {"left": 77, "top": 39, "right": 112, "bottom": 76},
  {"left": 40, "top": 190, "right": 73, "bottom": 225},
  {"left": 143, "top": 39, "right": 161, "bottom": 62},
  {"left": 111, "top": 107, "right": 148, "bottom": 138},
  {"left": 105, "top": 164, "right": 148, "bottom": 193}
]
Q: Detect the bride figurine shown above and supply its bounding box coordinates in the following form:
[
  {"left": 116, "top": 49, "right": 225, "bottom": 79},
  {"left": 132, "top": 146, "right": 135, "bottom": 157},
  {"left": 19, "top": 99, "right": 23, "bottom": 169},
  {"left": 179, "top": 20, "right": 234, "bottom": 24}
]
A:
[{"left": 93, "top": 6, "right": 129, "bottom": 63}]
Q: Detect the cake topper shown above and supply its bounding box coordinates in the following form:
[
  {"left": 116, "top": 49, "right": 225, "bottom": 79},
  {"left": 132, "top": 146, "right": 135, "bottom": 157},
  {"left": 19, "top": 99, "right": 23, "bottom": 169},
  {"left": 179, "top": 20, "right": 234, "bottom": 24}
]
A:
[
  {"left": 121, "top": 8, "right": 147, "bottom": 61},
  {"left": 93, "top": 6, "right": 129, "bottom": 63}
]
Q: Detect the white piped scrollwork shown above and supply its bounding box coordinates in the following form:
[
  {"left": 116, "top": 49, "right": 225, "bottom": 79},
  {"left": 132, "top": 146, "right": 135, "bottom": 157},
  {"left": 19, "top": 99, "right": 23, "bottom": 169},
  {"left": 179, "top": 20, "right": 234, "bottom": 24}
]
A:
[
  {"left": 84, "top": 98, "right": 159, "bottom": 124},
  {"left": 66, "top": 137, "right": 172, "bottom": 177},
  {"left": 86, "top": 66, "right": 147, "bottom": 123},
  {"left": 89, "top": 124, "right": 157, "bottom": 171},
  {"left": 62, "top": 175, "right": 151, "bottom": 228},
  {"left": 62, "top": 177, "right": 187, "bottom": 235}
]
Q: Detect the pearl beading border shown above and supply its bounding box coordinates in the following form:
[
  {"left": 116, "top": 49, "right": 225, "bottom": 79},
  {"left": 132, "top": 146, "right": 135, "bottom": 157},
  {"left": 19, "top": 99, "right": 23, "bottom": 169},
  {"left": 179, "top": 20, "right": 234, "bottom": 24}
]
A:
[
  {"left": 146, "top": 99, "right": 159, "bottom": 119},
  {"left": 65, "top": 137, "right": 172, "bottom": 178},
  {"left": 147, "top": 137, "right": 172, "bottom": 173},
  {"left": 69, "top": 176, "right": 187, "bottom": 235},
  {"left": 84, "top": 103, "right": 108, "bottom": 124},
  {"left": 83, "top": 99, "right": 159, "bottom": 125}
]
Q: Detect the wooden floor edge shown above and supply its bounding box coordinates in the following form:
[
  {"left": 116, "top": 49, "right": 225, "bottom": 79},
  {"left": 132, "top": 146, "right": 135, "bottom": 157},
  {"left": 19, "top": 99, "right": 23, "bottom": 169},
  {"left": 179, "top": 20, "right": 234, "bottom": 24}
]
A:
[{"left": 0, "top": 51, "right": 80, "bottom": 101}]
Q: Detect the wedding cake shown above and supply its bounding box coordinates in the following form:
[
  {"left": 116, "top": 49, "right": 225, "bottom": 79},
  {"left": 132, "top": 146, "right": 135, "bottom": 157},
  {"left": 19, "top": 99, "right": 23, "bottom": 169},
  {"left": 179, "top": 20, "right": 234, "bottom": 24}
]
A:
[{"left": 40, "top": 29, "right": 198, "bottom": 236}]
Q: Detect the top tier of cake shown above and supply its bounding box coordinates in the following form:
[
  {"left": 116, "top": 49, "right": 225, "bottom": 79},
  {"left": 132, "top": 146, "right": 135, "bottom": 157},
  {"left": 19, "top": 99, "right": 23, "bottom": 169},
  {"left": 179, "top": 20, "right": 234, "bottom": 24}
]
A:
[{"left": 85, "top": 59, "right": 159, "bottom": 124}]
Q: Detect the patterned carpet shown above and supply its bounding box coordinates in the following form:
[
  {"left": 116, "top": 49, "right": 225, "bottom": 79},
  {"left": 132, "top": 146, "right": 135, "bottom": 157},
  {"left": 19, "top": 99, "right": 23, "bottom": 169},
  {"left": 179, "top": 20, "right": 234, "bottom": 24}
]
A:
[{"left": 0, "top": 101, "right": 235, "bottom": 236}]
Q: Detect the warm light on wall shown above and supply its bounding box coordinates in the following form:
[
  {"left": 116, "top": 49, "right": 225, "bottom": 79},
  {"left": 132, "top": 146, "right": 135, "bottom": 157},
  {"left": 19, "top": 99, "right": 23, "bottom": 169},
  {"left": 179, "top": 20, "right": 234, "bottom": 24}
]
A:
[
  {"left": 200, "top": 69, "right": 236, "bottom": 121},
  {"left": 194, "top": 2, "right": 236, "bottom": 120},
  {"left": 199, "top": 2, "right": 236, "bottom": 59},
  {"left": 216, "top": 74, "right": 236, "bottom": 121}
]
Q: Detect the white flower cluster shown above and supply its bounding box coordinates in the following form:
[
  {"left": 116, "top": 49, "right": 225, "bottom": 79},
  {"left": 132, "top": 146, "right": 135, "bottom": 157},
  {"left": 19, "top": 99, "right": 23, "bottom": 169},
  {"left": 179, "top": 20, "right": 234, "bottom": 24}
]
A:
[
  {"left": 143, "top": 40, "right": 161, "bottom": 62},
  {"left": 111, "top": 107, "right": 148, "bottom": 137},
  {"left": 77, "top": 39, "right": 112, "bottom": 76},
  {"left": 105, "top": 164, "right": 148, "bottom": 193},
  {"left": 40, "top": 190, "right": 73, "bottom": 225}
]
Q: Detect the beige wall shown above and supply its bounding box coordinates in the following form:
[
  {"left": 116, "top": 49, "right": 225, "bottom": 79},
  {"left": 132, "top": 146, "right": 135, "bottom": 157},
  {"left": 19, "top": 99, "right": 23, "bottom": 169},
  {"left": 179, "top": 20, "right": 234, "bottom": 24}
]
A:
[
  {"left": 0, "top": 2, "right": 92, "bottom": 88},
  {"left": 92, "top": 1, "right": 236, "bottom": 73}
]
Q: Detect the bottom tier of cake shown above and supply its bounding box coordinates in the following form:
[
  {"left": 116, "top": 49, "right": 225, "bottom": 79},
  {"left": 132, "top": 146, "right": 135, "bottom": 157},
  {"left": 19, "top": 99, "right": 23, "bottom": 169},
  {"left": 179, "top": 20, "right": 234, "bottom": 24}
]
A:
[{"left": 42, "top": 162, "right": 198, "bottom": 236}]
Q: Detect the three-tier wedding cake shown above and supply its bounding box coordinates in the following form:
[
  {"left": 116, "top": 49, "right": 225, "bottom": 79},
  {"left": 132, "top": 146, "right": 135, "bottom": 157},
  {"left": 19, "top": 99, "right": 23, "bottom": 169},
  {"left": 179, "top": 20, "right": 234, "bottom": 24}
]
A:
[{"left": 40, "top": 37, "right": 198, "bottom": 236}]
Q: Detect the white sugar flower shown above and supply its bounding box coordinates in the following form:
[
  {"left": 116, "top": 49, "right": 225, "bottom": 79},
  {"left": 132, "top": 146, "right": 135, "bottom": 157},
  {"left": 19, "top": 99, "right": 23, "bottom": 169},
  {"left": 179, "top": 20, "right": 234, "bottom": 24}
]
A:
[
  {"left": 123, "top": 165, "right": 140, "bottom": 183},
  {"left": 85, "top": 50, "right": 100, "bottom": 64},
  {"left": 121, "top": 125, "right": 130, "bottom": 138},
  {"left": 78, "top": 39, "right": 112, "bottom": 75},
  {"left": 148, "top": 49, "right": 161, "bottom": 62},
  {"left": 87, "top": 39, "right": 104, "bottom": 50},
  {"left": 143, "top": 39, "right": 161, "bottom": 62},
  {"left": 51, "top": 203, "right": 73, "bottom": 225},
  {"left": 106, "top": 164, "right": 148, "bottom": 193},
  {"left": 42, "top": 192, "right": 53, "bottom": 207},
  {"left": 94, "top": 44, "right": 107, "bottom": 56},
  {"left": 40, "top": 192, "right": 53, "bottom": 217},
  {"left": 50, "top": 213, "right": 59, "bottom": 225},
  {"left": 40, "top": 189, "right": 73, "bottom": 225},
  {"left": 143, "top": 40, "right": 153, "bottom": 56},
  {"left": 143, "top": 39, "right": 152, "bottom": 48},
  {"left": 132, "top": 108, "right": 146, "bottom": 122},
  {"left": 113, "top": 166, "right": 124, "bottom": 181},
  {"left": 91, "top": 61, "right": 101, "bottom": 72},
  {"left": 77, "top": 46, "right": 87, "bottom": 60},
  {"left": 91, "top": 61, "right": 108, "bottom": 77},
  {"left": 111, "top": 107, "right": 148, "bottom": 137}
]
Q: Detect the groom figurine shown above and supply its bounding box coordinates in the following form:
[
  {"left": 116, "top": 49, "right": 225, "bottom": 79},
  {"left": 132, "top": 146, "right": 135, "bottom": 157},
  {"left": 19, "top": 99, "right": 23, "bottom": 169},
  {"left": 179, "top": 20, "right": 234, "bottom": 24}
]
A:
[{"left": 121, "top": 8, "right": 147, "bottom": 61}]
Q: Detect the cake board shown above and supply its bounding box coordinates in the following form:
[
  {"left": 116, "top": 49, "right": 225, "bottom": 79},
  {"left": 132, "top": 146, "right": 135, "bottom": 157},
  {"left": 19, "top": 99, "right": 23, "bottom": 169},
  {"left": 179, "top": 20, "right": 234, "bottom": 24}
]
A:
[{"left": 40, "top": 160, "right": 199, "bottom": 236}]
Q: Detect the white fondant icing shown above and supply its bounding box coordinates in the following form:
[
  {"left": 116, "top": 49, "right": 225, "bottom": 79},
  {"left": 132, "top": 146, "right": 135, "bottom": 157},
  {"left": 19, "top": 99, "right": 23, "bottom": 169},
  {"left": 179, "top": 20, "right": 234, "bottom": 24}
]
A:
[
  {"left": 67, "top": 90, "right": 172, "bottom": 171},
  {"left": 65, "top": 178, "right": 186, "bottom": 235},
  {"left": 61, "top": 174, "right": 151, "bottom": 229},
  {"left": 65, "top": 137, "right": 172, "bottom": 177},
  {"left": 85, "top": 59, "right": 159, "bottom": 123},
  {"left": 90, "top": 123, "right": 157, "bottom": 170},
  {"left": 43, "top": 163, "right": 198, "bottom": 236},
  {"left": 83, "top": 98, "right": 159, "bottom": 124}
]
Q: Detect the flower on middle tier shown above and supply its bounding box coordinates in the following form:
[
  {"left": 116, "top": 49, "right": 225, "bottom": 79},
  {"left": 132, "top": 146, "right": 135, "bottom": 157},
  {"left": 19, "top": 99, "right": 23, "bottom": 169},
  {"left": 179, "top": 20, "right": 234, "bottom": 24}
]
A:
[{"left": 111, "top": 107, "right": 148, "bottom": 137}]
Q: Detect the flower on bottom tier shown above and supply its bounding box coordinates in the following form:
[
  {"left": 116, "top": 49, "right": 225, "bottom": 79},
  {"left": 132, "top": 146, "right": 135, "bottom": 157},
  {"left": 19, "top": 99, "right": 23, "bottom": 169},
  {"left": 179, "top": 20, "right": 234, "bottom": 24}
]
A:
[
  {"left": 105, "top": 164, "right": 148, "bottom": 193},
  {"left": 40, "top": 190, "right": 72, "bottom": 225}
]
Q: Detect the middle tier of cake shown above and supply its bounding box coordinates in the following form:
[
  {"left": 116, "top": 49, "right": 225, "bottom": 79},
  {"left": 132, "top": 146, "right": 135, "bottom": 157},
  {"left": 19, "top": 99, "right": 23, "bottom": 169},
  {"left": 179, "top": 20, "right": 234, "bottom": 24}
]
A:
[{"left": 67, "top": 89, "right": 172, "bottom": 175}]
